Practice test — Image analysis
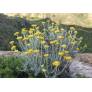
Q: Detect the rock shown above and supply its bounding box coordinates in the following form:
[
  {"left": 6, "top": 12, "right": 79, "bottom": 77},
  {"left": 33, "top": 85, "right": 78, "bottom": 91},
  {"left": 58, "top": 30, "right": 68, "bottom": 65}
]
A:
[
  {"left": 69, "top": 53, "right": 92, "bottom": 78},
  {"left": 0, "top": 51, "right": 20, "bottom": 56},
  {"left": 77, "top": 53, "right": 92, "bottom": 64}
]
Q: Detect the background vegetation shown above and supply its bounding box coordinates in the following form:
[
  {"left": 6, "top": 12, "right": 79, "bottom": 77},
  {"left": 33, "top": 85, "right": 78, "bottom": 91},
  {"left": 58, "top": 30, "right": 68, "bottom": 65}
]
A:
[
  {"left": 0, "top": 13, "right": 92, "bottom": 78},
  {"left": 0, "top": 14, "right": 92, "bottom": 52}
]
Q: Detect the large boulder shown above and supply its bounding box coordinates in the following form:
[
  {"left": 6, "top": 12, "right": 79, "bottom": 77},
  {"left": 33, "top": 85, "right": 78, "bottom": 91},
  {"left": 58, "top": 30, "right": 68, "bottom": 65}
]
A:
[{"left": 69, "top": 53, "right": 92, "bottom": 78}]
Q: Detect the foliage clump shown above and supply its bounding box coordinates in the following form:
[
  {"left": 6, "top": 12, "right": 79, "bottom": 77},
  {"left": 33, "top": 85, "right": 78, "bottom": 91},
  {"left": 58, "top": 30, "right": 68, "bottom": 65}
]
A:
[
  {"left": 10, "top": 21, "right": 82, "bottom": 78},
  {"left": 0, "top": 56, "right": 28, "bottom": 78}
]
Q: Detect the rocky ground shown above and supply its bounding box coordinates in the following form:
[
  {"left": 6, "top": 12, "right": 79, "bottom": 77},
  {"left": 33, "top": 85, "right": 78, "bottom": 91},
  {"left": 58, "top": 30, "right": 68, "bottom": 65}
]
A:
[{"left": 0, "top": 51, "right": 92, "bottom": 78}]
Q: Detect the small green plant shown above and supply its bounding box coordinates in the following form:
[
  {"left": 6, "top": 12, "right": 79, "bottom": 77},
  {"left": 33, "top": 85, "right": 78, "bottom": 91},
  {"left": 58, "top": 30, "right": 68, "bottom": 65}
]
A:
[
  {"left": 0, "top": 56, "right": 28, "bottom": 78},
  {"left": 10, "top": 21, "right": 82, "bottom": 78}
]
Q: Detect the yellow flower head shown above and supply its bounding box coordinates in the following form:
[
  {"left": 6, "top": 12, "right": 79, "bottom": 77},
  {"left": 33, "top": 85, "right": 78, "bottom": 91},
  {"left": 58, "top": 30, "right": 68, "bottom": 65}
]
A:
[
  {"left": 11, "top": 45, "right": 16, "bottom": 51},
  {"left": 29, "top": 28, "right": 35, "bottom": 31},
  {"left": 32, "top": 24, "right": 37, "bottom": 27},
  {"left": 28, "top": 35, "right": 33, "bottom": 39},
  {"left": 50, "top": 41, "right": 55, "bottom": 44},
  {"left": 40, "top": 41, "right": 45, "bottom": 44},
  {"left": 57, "top": 36, "right": 64, "bottom": 39},
  {"left": 36, "top": 26, "right": 39, "bottom": 30},
  {"left": 44, "top": 45, "right": 49, "bottom": 49},
  {"left": 61, "top": 44, "right": 67, "bottom": 48},
  {"left": 22, "top": 37, "right": 28, "bottom": 41},
  {"left": 58, "top": 51, "right": 64, "bottom": 56},
  {"left": 71, "top": 42, "right": 76, "bottom": 45},
  {"left": 44, "top": 54, "right": 49, "bottom": 57},
  {"left": 76, "top": 48, "right": 80, "bottom": 51},
  {"left": 37, "top": 36, "right": 44, "bottom": 41},
  {"left": 54, "top": 30, "right": 60, "bottom": 33},
  {"left": 55, "top": 41, "right": 60, "bottom": 45},
  {"left": 33, "top": 50, "right": 39, "bottom": 53},
  {"left": 9, "top": 41, "right": 14, "bottom": 45},
  {"left": 50, "top": 29, "right": 55, "bottom": 32},
  {"left": 14, "top": 50, "right": 19, "bottom": 53},
  {"left": 22, "top": 28, "right": 27, "bottom": 33},
  {"left": 14, "top": 32, "right": 19, "bottom": 36},
  {"left": 52, "top": 60, "right": 61, "bottom": 67},
  {"left": 34, "top": 31, "right": 43, "bottom": 36},
  {"left": 26, "top": 44, "right": 31, "bottom": 47},
  {"left": 28, "top": 31, "right": 33, "bottom": 34},
  {"left": 64, "top": 56, "right": 72, "bottom": 61},
  {"left": 16, "top": 36, "right": 22, "bottom": 40},
  {"left": 64, "top": 50, "right": 69, "bottom": 54},
  {"left": 50, "top": 40, "right": 58, "bottom": 45},
  {"left": 27, "top": 49, "right": 33, "bottom": 55}
]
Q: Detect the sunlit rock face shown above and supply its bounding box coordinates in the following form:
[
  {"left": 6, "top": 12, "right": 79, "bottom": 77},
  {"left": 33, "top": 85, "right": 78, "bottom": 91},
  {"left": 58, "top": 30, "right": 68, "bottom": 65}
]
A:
[
  {"left": 69, "top": 53, "right": 92, "bottom": 78},
  {"left": 69, "top": 61, "right": 92, "bottom": 78},
  {"left": 5, "top": 13, "right": 92, "bottom": 28}
]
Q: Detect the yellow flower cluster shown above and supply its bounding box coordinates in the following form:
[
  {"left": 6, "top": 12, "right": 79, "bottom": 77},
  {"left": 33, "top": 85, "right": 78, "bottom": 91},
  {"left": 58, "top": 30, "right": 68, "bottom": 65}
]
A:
[
  {"left": 16, "top": 36, "right": 22, "bottom": 40},
  {"left": 14, "top": 32, "right": 19, "bottom": 36},
  {"left": 44, "top": 53, "right": 49, "bottom": 57},
  {"left": 33, "top": 49, "right": 39, "bottom": 53},
  {"left": 52, "top": 60, "right": 61, "bottom": 68},
  {"left": 58, "top": 50, "right": 71, "bottom": 61},
  {"left": 44, "top": 45, "right": 49, "bottom": 49},
  {"left": 58, "top": 51, "right": 65, "bottom": 56},
  {"left": 76, "top": 48, "right": 80, "bottom": 51},
  {"left": 34, "top": 31, "right": 43, "bottom": 36},
  {"left": 64, "top": 56, "right": 72, "bottom": 61},
  {"left": 11, "top": 45, "right": 16, "bottom": 51},
  {"left": 25, "top": 49, "right": 39, "bottom": 55},
  {"left": 40, "top": 41, "right": 46, "bottom": 44},
  {"left": 28, "top": 35, "right": 34, "bottom": 39},
  {"left": 26, "top": 43, "right": 31, "bottom": 47},
  {"left": 22, "top": 28, "right": 27, "bottom": 33},
  {"left": 32, "top": 24, "right": 37, "bottom": 27},
  {"left": 57, "top": 35, "right": 64, "bottom": 39},
  {"left": 37, "top": 36, "right": 44, "bottom": 41},
  {"left": 29, "top": 28, "right": 34, "bottom": 34},
  {"left": 9, "top": 41, "right": 14, "bottom": 45},
  {"left": 64, "top": 50, "right": 69, "bottom": 54},
  {"left": 54, "top": 30, "right": 60, "bottom": 33},
  {"left": 50, "top": 40, "right": 59, "bottom": 45},
  {"left": 9, "top": 41, "right": 18, "bottom": 52},
  {"left": 10, "top": 22, "right": 79, "bottom": 75},
  {"left": 27, "top": 49, "right": 33, "bottom": 55},
  {"left": 22, "top": 37, "right": 28, "bottom": 41},
  {"left": 61, "top": 44, "right": 67, "bottom": 48}
]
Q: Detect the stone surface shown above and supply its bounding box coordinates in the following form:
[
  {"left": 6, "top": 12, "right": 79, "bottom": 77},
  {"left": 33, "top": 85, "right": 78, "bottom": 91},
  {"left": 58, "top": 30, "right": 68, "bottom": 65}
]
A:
[
  {"left": 69, "top": 53, "right": 92, "bottom": 78},
  {"left": 0, "top": 51, "right": 20, "bottom": 56},
  {"left": 69, "top": 61, "right": 92, "bottom": 78}
]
